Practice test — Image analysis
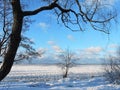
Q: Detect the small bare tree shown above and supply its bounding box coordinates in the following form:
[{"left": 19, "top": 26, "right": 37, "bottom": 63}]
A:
[
  {"left": 104, "top": 46, "right": 120, "bottom": 84},
  {"left": 57, "top": 48, "right": 79, "bottom": 78}
]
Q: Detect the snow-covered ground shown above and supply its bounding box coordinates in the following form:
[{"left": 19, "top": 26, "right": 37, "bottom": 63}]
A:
[{"left": 0, "top": 65, "right": 120, "bottom": 90}]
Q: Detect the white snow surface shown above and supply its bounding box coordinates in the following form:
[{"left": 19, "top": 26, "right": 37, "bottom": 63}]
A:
[{"left": 0, "top": 65, "right": 120, "bottom": 90}]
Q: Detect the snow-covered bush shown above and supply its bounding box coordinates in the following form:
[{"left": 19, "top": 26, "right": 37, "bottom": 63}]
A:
[{"left": 104, "top": 47, "right": 120, "bottom": 84}]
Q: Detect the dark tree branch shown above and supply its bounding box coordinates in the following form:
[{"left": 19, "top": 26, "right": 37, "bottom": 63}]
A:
[
  {"left": 23, "top": 0, "right": 73, "bottom": 16},
  {"left": 23, "top": 0, "right": 58, "bottom": 16}
]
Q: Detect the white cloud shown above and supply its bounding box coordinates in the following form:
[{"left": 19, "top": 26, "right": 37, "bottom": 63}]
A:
[
  {"left": 76, "top": 46, "right": 104, "bottom": 60},
  {"left": 52, "top": 45, "right": 63, "bottom": 53},
  {"left": 34, "top": 46, "right": 106, "bottom": 64},
  {"left": 47, "top": 40, "right": 55, "bottom": 45},
  {"left": 38, "top": 22, "right": 49, "bottom": 29},
  {"left": 47, "top": 40, "right": 63, "bottom": 53},
  {"left": 108, "top": 44, "right": 119, "bottom": 49},
  {"left": 85, "top": 0, "right": 115, "bottom": 5},
  {"left": 67, "top": 35, "right": 74, "bottom": 41},
  {"left": 37, "top": 47, "right": 47, "bottom": 53},
  {"left": 84, "top": 46, "right": 103, "bottom": 54}
]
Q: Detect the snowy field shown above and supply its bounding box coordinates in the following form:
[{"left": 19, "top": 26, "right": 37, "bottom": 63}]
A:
[{"left": 0, "top": 65, "right": 120, "bottom": 90}]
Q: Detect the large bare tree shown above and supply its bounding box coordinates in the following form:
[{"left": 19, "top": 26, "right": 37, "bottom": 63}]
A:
[
  {"left": 0, "top": 0, "right": 116, "bottom": 81},
  {"left": 0, "top": 0, "right": 43, "bottom": 64}
]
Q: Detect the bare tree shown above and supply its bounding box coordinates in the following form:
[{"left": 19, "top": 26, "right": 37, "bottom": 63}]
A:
[
  {"left": 0, "top": 1, "right": 42, "bottom": 63},
  {"left": 0, "top": 0, "right": 116, "bottom": 81},
  {"left": 57, "top": 48, "right": 79, "bottom": 78},
  {"left": 104, "top": 46, "right": 120, "bottom": 84}
]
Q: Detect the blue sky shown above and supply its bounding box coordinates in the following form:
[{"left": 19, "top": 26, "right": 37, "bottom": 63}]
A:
[{"left": 23, "top": 0, "right": 120, "bottom": 64}]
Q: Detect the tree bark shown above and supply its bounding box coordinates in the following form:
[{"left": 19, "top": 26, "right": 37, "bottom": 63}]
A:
[
  {"left": 63, "top": 67, "right": 69, "bottom": 78},
  {"left": 0, "top": 0, "right": 23, "bottom": 81}
]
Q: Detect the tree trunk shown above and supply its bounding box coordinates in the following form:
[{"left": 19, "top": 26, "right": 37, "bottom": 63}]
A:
[
  {"left": 63, "top": 67, "right": 69, "bottom": 78},
  {"left": 0, "top": 0, "right": 23, "bottom": 81},
  {"left": 63, "top": 72, "right": 68, "bottom": 78}
]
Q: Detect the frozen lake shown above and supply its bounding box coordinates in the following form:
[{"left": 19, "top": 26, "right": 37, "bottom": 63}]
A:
[
  {"left": 0, "top": 65, "right": 119, "bottom": 90},
  {"left": 2, "top": 65, "right": 104, "bottom": 82}
]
